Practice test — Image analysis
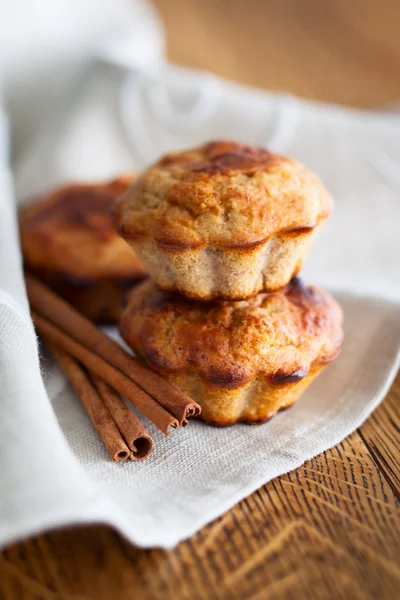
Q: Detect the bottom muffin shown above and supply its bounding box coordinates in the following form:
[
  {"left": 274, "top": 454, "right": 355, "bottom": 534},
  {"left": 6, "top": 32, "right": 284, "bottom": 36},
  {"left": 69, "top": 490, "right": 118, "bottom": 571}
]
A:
[{"left": 120, "top": 278, "right": 343, "bottom": 425}]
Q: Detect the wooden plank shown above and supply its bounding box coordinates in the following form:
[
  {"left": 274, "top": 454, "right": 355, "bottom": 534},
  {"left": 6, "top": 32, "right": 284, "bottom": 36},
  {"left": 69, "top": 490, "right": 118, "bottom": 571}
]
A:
[
  {"left": 1, "top": 393, "right": 399, "bottom": 599},
  {"left": 153, "top": 0, "right": 400, "bottom": 107},
  {"left": 358, "top": 377, "right": 400, "bottom": 498}
]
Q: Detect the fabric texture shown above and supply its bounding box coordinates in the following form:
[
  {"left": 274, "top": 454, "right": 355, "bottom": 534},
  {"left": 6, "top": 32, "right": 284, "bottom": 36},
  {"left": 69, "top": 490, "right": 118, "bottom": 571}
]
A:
[{"left": 1, "top": 64, "right": 399, "bottom": 550}]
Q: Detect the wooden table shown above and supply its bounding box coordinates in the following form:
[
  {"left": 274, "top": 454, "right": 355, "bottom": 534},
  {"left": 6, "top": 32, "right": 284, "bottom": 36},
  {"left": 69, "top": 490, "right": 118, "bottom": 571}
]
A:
[{"left": 1, "top": 1, "right": 399, "bottom": 598}]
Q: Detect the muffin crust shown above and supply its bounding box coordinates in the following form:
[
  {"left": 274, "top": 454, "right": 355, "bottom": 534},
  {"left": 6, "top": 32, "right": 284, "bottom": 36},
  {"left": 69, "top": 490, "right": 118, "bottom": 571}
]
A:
[
  {"left": 120, "top": 278, "right": 343, "bottom": 424},
  {"left": 20, "top": 176, "right": 146, "bottom": 280},
  {"left": 20, "top": 176, "right": 147, "bottom": 322},
  {"left": 116, "top": 141, "right": 331, "bottom": 248},
  {"left": 115, "top": 141, "right": 332, "bottom": 299}
]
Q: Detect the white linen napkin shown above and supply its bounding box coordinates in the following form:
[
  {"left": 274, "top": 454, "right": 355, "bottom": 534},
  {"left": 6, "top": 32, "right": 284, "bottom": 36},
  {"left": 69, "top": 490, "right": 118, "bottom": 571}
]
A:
[
  {"left": 1, "top": 64, "right": 399, "bottom": 550},
  {"left": 1, "top": 0, "right": 164, "bottom": 158}
]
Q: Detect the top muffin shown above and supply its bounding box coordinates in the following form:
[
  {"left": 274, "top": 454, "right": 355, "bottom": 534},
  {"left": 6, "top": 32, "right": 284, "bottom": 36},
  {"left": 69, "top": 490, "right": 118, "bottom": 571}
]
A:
[{"left": 116, "top": 141, "right": 332, "bottom": 300}]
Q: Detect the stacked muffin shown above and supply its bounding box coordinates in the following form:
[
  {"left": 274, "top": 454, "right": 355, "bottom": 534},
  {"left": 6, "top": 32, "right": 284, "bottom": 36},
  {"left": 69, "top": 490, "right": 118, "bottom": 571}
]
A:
[{"left": 116, "top": 141, "right": 343, "bottom": 426}]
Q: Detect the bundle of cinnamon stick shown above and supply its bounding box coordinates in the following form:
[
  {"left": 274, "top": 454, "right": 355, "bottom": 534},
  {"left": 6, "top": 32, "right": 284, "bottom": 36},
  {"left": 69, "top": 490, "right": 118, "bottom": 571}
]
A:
[{"left": 26, "top": 274, "right": 201, "bottom": 462}]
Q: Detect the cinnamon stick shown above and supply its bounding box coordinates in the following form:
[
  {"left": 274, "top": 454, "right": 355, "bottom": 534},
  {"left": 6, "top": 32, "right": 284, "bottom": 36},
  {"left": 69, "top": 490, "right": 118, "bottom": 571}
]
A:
[
  {"left": 91, "top": 375, "right": 153, "bottom": 460},
  {"left": 33, "top": 312, "right": 179, "bottom": 435},
  {"left": 26, "top": 274, "right": 200, "bottom": 425},
  {"left": 49, "top": 346, "right": 130, "bottom": 462}
]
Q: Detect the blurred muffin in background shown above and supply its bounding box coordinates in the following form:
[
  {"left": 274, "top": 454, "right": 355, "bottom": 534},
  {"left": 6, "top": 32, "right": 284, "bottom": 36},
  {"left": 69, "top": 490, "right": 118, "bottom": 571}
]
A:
[{"left": 20, "top": 176, "right": 147, "bottom": 323}]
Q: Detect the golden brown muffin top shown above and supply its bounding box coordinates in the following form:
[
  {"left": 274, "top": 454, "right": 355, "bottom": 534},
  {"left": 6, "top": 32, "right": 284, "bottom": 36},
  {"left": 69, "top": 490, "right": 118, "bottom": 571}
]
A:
[
  {"left": 120, "top": 279, "right": 343, "bottom": 388},
  {"left": 20, "top": 176, "right": 146, "bottom": 280},
  {"left": 116, "top": 141, "right": 332, "bottom": 248}
]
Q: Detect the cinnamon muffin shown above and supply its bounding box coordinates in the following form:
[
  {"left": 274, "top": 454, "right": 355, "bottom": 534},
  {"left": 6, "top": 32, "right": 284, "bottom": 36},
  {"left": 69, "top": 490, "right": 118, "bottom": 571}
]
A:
[
  {"left": 115, "top": 141, "right": 332, "bottom": 300},
  {"left": 120, "top": 278, "right": 343, "bottom": 425},
  {"left": 20, "top": 176, "right": 147, "bottom": 323}
]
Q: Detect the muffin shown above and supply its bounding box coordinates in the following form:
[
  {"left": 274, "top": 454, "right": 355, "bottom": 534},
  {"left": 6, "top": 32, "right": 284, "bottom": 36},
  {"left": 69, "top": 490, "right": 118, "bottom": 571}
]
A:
[
  {"left": 20, "top": 176, "right": 147, "bottom": 323},
  {"left": 120, "top": 278, "right": 343, "bottom": 425},
  {"left": 115, "top": 141, "right": 332, "bottom": 300}
]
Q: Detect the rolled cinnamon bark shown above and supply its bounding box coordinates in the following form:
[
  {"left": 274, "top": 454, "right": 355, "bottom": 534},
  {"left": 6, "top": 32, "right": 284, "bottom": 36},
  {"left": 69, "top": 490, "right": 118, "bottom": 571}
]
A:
[
  {"left": 91, "top": 376, "right": 153, "bottom": 460},
  {"left": 50, "top": 346, "right": 130, "bottom": 462},
  {"left": 34, "top": 312, "right": 179, "bottom": 435},
  {"left": 26, "top": 274, "right": 200, "bottom": 424}
]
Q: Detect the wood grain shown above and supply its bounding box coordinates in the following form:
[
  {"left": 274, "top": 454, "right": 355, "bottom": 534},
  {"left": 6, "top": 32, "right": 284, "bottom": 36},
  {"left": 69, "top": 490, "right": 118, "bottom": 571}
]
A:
[
  {"left": 1, "top": 377, "right": 399, "bottom": 599},
  {"left": 359, "top": 383, "right": 400, "bottom": 498},
  {"left": 153, "top": 0, "right": 400, "bottom": 108},
  {"left": 1, "top": 1, "right": 400, "bottom": 599}
]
